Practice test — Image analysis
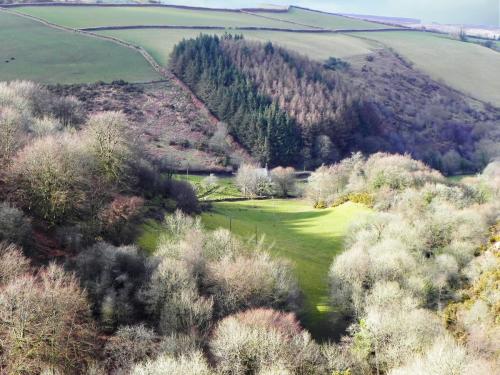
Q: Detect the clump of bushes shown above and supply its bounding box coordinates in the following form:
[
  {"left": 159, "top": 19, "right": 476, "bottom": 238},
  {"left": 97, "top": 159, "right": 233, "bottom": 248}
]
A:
[
  {"left": 10, "top": 133, "right": 91, "bottom": 225},
  {"left": 0, "top": 81, "right": 84, "bottom": 168},
  {"left": 0, "top": 247, "right": 97, "bottom": 374},
  {"left": 149, "top": 211, "right": 299, "bottom": 322},
  {"left": 305, "top": 152, "right": 484, "bottom": 210},
  {"left": 235, "top": 163, "right": 274, "bottom": 198},
  {"left": 204, "top": 252, "right": 299, "bottom": 317},
  {"left": 73, "top": 242, "right": 153, "bottom": 331},
  {"left": 210, "top": 308, "right": 320, "bottom": 374},
  {"left": 235, "top": 164, "right": 297, "bottom": 198},
  {"left": 326, "top": 159, "right": 499, "bottom": 374},
  {"left": 68, "top": 210, "right": 301, "bottom": 371},
  {"left": 332, "top": 192, "right": 374, "bottom": 208},
  {"left": 0, "top": 202, "right": 32, "bottom": 248},
  {"left": 132, "top": 351, "right": 213, "bottom": 375}
]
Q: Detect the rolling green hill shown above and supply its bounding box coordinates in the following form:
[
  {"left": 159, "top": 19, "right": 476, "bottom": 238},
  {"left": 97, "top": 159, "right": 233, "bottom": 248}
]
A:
[
  {"left": 16, "top": 6, "right": 314, "bottom": 29},
  {"left": 253, "top": 7, "right": 395, "bottom": 30},
  {"left": 0, "top": 11, "right": 159, "bottom": 84},
  {"left": 353, "top": 31, "right": 500, "bottom": 106}
]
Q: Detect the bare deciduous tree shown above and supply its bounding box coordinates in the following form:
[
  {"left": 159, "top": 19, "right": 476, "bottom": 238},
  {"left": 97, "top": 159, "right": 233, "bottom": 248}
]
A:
[
  {"left": 270, "top": 166, "right": 296, "bottom": 197},
  {"left": 0, "top": 263, "right": 97, "bottom": 374}
]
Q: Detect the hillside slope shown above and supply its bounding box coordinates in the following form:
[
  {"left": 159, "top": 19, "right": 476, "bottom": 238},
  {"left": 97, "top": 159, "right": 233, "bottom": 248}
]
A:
[{"left": 171, "top": 34, "right": 499, "bottom": 173}]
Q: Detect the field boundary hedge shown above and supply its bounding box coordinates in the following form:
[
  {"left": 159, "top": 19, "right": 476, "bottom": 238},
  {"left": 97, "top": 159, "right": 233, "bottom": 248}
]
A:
[
  {"left": 80, "top": 25, "right": 339, "bottom": 33},
  {"left": 79, "top": 25, "right": 410, "bottom": 33}
]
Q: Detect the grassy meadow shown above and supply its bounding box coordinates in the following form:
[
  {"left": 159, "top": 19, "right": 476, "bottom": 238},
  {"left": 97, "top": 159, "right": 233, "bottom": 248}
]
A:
[
  {"left": 255, "top": 7, "right": 394, "bottom": 30},
  {"left": 0, "top": 11, "right": 159, "bottom": 84},
  {"left": 353, "top": 31, "right": 500, "bottom": 106},
  {"left": 16, "top": 6, "right": 314, "bottom": 29},
  {"left": 201, "top": 200, "right": 370, "bottom": 339},
  {"left": 174, "top": 174, "right": 243, "bottom": 201},
  {"left": 98, "top": 28, "right": 376, "bottom": 66}
]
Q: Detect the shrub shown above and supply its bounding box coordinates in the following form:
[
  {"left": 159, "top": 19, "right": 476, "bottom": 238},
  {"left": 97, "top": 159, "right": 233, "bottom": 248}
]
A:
[
  {"left": 324, "top": 56, "right": 349, "bottom": 70},
  {"left": 158, "top": 287, "right": 213, "bottom": 336},
  {"left": 29, "top": 116, "right": 62, "bottom": 136},
  {"left": 9, "top": 133, "right": 91, "bottom": 225},
  {"left": 388, "top": 336, "right": 494, "bottom": 375},
  {"left": 332, "top": 192, "right": 374, "bottom": 208},
  {"left": 352, "top": 282, "right": 445, "bottom": 372},
  {"left": 364, "top": 153, "right": 442, "bottom": 191},
  {"left": 208, "top": 123, "right": 231, "bottom": 155},
  {"left": 140, "top": 256, "right": 213, "bottom": 335},
  {"left": 347, "top": 192, "right": 374, "bottom": 207},
  {"left": 103, "top": 325, "right": 161, "bottom": 373},
  {"left": 235, "top": 164, "right": 273, "bottom": 198},
  {"left": 0, "top": 264, "right": 97, "bottom": 374},
  {"left": 73, "top": 242, "right": 152, "bottom": 331},
  {"left": 49, "top": 95, "right": 85, "bottom": 128},
  {"left": 99, "top": 195, "right": 145, "bottom": 244},
  {"left": 210, "top": 308, "right": 321, "bottom": 374},
  {"left": 307, "top": 153, "right": 445, "bottom": 208},
  {"left": 165, "top": 179, "right": 200, "bottom": 213},
  {"left": 270, "top": 166, "right": 296, "bottom": 197},
  {"left": 0, "top": 202, "right": 32, "bottom": 247},
  {"left": 305, "top": 153, "right": 364, "bottom": 206},
  {"left": 0, "top": 107, "right": 26, "bottom": 166},
  {"left": 160, "top": 209, "right": 203, "bottom": 241},
  {"left": 0, "top": 242, "right": 30, "bottom": 286},
  {"left": 203, "top": 252, "right": 299, "bottom": 317},
  {"left": 132, "top": 351, "right": 213, "bottom": 375},
  {"left": 84, "top": 111, "right": 134, "bottom": 185}
]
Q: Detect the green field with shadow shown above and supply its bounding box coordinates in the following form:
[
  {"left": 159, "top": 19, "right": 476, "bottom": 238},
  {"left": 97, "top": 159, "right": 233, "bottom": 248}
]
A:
[{"left": 202, "top": 199, "right": 370, "bottom": 339}]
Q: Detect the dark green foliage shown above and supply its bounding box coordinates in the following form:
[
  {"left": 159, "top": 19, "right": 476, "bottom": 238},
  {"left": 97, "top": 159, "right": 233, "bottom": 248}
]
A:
[
  {"left": 170, "top": 35, "right": 381, "bottom": 169},
  {"left": 170, "top": 34, "right": 301, "bottom": 166},
  {"left": 324, "top": 57, "right": 350, "bottom": 70}
]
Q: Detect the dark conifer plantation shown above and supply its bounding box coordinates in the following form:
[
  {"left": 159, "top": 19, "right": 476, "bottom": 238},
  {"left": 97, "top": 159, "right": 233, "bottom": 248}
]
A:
[
  {"left": 171, "top": 34, "right": 301, "bottom": 166},
  {"left": 171, "top": 34, "right": 499, "bottom": 173}
]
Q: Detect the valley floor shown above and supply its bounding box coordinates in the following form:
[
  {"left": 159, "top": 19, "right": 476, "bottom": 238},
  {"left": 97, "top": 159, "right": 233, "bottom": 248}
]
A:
[{"left": 201, "top": 199, "right": 370, "bottom": 339}]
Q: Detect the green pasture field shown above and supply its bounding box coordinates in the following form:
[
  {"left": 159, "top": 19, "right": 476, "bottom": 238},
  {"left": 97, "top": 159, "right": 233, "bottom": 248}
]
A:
[
  {"left": 0, "top": 11, "right": 159, "bottom": 84},
  {"left": 97, "top": 28, "right": 377, "bottom": 66},
  {"left": 201, "top": 199, "right": 370, "bottom": 339},
  {"left": 173, "top": 173, "right": 243, "bottom": 201},
  {"left": 353, "top": 31, "right": 500, "bottom": 106},
  {"left": 254, "top": 7, "right": 394, "bottom": 30},
  {"left": 16, "top": 6, "right": 314, "bottom": 29}
]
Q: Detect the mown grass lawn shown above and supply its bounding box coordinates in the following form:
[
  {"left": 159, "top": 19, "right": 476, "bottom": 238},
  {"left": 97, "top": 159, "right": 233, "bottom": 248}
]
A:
[
  {"left": 0, "top": 11, "right": 159, "bottom": 84},
  {"left": 202, "top": 199, "right": 370, "bottom": 339}
]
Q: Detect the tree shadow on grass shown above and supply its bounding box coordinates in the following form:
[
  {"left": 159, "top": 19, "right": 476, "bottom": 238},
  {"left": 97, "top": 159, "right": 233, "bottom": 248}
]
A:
[{"left": 203, "top": 201, "right": 369, "bottom": 341}]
